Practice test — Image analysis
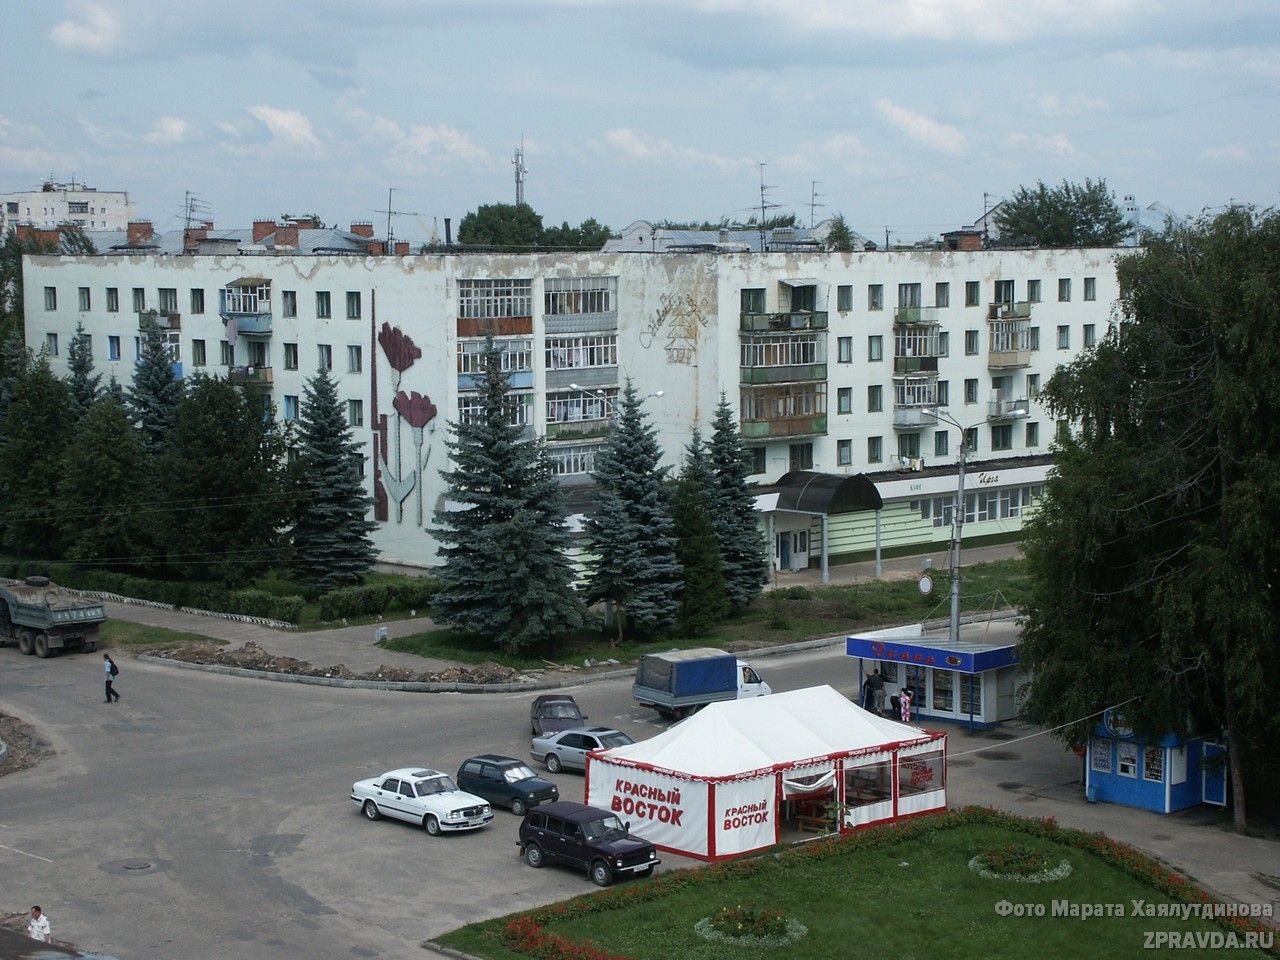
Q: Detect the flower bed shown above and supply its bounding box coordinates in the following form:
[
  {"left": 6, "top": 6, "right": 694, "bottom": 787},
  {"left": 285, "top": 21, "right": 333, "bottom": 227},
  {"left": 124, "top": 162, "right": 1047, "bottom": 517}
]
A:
[
  {"left": 694, "top": 904, "right": 808, "bottom": 947},
  {"left": 969, "top": 843, "right": 1073, "bottom": 883}
]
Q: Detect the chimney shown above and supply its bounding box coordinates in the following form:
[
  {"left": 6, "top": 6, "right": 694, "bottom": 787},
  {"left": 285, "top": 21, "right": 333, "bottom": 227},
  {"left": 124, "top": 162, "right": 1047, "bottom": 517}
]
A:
[
  {"left": 394, "top": 241, "right": 410, "bottom": 256},
  {"left": 126, "top": 220, "right": 154, "bottom": 245},
  {"left": 292, "top": 217, "right": 319, "bottom": 230},
  {"left": 37, "top": 228, "right": 62, "bottom": 247},
  {"left": 273, "top": 224, "right": 299, "bottom": 249},
  {"left": 183, "top": 225, "right": 210, "bottom": 251},
  {"left": 941, "top": 229, "right": 983, "bottom": 252},
  {"left": 719, "top": 228, "right": 732, "bottom": 243},
  {"left": 252, "top": 219, "right": 277, "bottom": 243},
  {"left": 350, "top": 221, "right": 375, "bottom": 238},
  {"left": 444, "top": 218, "right": 452, "bottom": 247},
  {"left": 368, "top": 240, "right": 386, "bottom": 256}
]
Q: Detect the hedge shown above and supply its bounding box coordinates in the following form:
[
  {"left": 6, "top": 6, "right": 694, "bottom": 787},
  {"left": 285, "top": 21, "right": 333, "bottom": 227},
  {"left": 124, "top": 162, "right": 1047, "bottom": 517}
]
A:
[{"left": 317, "top": 578, "right": 442, "bottom": 622}]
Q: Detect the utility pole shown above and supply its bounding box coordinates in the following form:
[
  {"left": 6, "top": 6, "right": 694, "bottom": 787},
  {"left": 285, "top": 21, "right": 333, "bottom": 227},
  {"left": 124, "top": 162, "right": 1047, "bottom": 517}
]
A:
[
  {"left": 808, "top": 180, "right": 824, "bottom": 228},
  {"left": 512, "top": 140, "right": 528, "bottom": 207}
]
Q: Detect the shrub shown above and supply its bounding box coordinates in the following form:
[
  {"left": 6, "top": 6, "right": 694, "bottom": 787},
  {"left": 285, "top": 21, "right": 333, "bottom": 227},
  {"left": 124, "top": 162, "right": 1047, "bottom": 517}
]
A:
[
  {"left": 773, "top": 586, "right": 813, "bottom": 601},
  {"left": 316, "top": 578, "right": 442, "bottom": 622},
  {"left": 973, "top": 843, "right": 1057, "bottom": 877}
]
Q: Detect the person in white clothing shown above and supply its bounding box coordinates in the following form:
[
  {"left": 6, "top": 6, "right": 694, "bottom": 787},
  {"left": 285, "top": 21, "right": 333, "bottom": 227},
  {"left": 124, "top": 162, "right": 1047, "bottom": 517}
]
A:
[{"left": 28, "top": 905, "right": 50, "bottom": 942}]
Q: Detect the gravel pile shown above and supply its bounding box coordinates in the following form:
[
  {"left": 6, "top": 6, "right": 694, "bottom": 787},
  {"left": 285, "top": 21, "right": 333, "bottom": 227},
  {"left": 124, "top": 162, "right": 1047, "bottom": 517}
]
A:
[{"left": 0, "top": 712, "right": 54, "bottom": 776}]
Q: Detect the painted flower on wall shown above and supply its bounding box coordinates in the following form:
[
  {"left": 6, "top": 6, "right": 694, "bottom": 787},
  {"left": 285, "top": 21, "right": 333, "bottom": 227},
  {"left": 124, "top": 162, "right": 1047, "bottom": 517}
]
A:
[
  {"left": 378, "top": 322, "right": 421, "bottom": 384},
  {"left": 394, "top": 389, "right": 438, "bottom": 527},
  {"left": 376, "top": 322, "right": 424, "bottom": 523}
]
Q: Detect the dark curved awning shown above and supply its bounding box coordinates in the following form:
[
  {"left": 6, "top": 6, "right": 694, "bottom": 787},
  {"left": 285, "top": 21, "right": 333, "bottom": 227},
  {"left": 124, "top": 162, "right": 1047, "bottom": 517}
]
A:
[{"left": 771, "top": 471, "right": 883, "bottom": 514}]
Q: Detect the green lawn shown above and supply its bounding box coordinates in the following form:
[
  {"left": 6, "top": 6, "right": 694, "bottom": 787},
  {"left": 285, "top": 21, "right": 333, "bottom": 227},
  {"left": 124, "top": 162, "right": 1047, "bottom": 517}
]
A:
[
  {"left": 436, "top": 819, "right": 1273, "bottom": 960},
  {"left": 384, "top": 559, "right": 1032, "bottom": 669},
  {"left": 100, "top": 620, "right": 222, "bottom": 650}
]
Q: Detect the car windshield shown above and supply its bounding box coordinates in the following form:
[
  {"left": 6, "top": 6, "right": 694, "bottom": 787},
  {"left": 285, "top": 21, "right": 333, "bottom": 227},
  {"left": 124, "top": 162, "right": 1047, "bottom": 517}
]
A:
[
  {"left": 597, "top": 733, "right": 634, "bottom": 749},
  {"left": 582, "top": 815, "right": 627, "bottom": 842},
  {"left": 414, "top": 776, "right": 458, "bottom": 796},
  {"left": 541, "top": 703, "right": 581, "bottom": 719},
  {"left": 502, "top": 765, "right": 539, "bottom": 784}
]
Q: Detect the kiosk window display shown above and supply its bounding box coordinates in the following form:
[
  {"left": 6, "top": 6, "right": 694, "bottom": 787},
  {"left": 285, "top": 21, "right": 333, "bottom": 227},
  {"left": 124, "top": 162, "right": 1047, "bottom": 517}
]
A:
[{"left": 1084, "top": 710, "right": 1227, "bottom": 814}]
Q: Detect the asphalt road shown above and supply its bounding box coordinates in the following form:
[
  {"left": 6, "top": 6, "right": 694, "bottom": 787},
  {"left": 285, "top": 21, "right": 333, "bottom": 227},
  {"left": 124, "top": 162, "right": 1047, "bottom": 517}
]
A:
[{"left": 2, "top": 641, "right": 1275, "bottom": 959}]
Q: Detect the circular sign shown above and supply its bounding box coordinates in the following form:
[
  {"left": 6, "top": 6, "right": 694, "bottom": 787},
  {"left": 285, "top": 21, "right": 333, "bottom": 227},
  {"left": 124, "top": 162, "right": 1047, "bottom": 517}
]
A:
[
  {"left": 1104, "top": 712, "right": 1133, "bottom": 738},
  {"left": 918, "top": 574, "right": 934, "bottom": 596}
]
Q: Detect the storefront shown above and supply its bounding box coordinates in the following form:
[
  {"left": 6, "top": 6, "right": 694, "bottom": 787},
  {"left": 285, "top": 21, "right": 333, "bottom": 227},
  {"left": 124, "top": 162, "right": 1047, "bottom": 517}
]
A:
[
  {"left": 1085, "top": 709, "right": 1227, "bottom": 814},
  {"left": 846, "top": 620, "right": 1025, "bottom": 728},
  {"left": 754, "top": 471, "right": 883, "bottom": 580}
]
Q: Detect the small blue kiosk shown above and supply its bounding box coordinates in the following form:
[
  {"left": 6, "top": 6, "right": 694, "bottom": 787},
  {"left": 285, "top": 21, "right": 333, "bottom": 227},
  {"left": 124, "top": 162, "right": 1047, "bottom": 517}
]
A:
[{"left": 1085, "top": 710, "right": 1227, "bottom": 814}]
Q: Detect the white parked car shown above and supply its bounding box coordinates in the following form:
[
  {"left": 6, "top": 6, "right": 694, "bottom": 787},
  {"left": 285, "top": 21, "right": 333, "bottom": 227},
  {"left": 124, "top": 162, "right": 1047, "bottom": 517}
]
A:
[{"left": 351, "top": 767, "right": 493, "bottom": 836}]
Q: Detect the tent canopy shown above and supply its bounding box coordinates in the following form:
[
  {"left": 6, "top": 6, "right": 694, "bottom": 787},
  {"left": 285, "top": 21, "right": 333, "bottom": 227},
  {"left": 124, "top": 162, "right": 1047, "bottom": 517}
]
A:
[{"left": 600, "top": 685, "right": 932, "bottom": 779}]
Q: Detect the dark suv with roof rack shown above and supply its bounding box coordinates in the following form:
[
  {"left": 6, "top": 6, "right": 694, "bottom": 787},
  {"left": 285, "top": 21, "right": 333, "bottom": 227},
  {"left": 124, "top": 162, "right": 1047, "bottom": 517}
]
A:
[{"left": 518, "top": 801, "right": 659, "bottom": 887}]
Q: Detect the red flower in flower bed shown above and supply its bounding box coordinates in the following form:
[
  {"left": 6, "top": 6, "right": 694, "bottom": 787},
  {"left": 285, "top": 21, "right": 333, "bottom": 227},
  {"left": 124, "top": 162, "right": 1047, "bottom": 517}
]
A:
[
  {"left": 393, "top": 390, "right": 437, "bottom": 429},
  {"left": 378, "top": 322, "right": 421, "bottom": 372}
]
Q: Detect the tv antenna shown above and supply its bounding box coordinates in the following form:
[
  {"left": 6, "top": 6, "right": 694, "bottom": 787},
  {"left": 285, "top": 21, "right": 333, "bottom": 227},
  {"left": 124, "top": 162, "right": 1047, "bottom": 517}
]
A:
[
  {"left": 182, "top": 191, "right": 211, "bottom": 232},
  {"left": 809, "top": 180, "right": 825, "bottom": 228},
  {"left": 757, "top": 162, "right": 780, "bottom": 251},
  {"left": 512, "top": 140, "right": 528, "bottom": 206},
  {"left": 376, "top": 188, "right": 425, "bottom": 248}
]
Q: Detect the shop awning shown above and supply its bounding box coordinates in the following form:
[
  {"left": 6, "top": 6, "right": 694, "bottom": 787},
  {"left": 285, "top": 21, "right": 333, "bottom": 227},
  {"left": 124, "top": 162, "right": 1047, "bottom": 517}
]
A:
[
  {"left": 765, "top": 471, "right": 883, "bottom": 515},
  {"left": 846, "top": 622, "right": 1020, "bottom": 674}
]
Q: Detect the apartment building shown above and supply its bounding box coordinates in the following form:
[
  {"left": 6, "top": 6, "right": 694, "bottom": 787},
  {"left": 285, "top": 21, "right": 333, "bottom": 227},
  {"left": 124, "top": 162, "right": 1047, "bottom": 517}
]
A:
[
  {"left": 24, "top": 234, "right": 1120, "bottom": 570},
  {"left": 2, "top": 180, "right": 134, "bottom": 234}
]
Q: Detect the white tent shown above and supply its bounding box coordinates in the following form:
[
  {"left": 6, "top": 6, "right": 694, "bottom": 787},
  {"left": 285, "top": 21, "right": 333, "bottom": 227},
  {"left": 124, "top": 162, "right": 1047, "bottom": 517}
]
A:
[{"left": 585, "top": 685, "right": 946, "bottom": 861}]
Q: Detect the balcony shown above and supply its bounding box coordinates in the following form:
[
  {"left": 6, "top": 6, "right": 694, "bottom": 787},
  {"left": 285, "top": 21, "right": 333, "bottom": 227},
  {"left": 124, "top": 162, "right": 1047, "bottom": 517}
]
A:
[
  {"left": 458, "top": 370, "right": 534, "bottom": 391},
  {"left": 138, "top": 309, "right": 180, "bottom": 330},
  {"left": 988, "top": 397, "right": 1030, "bottom": 420},
  {"left": 739, "top": 363, "right": 827, "bottom": 385},
  {"left": 228, "top": 365, "right": 273, "bottom": 386},
  {"left": 457, "top": 316, "right": 533, "bottom": 338},
  {"left": 545, "top": 418, "right": 611, "bottom": 442},
  {"left": 740, "top": 311, "right": 828, "bottom": 333},
  {"left": 740, "top": 415, "right": 827, "bottom": 440},
  {"left": 988, "top": 300, "right": 1032, "bottom": 321},
  {"left": 893, "top": 405, "right": 940, "bottom": 430},
  {"left": 220, "top": 286, "right": 272, "bottom": 336},
  {"left": 893, "top": 305, "right": 939, "bottom": 325},
  {"left": 893, "top": 355, "right": 938, "bottom": 375}
]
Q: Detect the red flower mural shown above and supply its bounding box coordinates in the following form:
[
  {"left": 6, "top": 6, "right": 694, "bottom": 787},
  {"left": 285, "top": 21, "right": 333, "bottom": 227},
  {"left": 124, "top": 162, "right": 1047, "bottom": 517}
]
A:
[
  {"left": 393, "top": 390, "right": 437, "bottom": 430},
  {"left": 378, "top": 322, "right": 422, "bottom": 378}
]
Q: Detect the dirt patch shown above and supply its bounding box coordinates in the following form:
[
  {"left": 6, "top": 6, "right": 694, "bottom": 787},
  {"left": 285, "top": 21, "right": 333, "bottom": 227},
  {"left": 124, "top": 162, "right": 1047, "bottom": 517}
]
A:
[
  {"left": 0, "top": 712, "right": 54, "bottom": 776},
  {"left": 154, "top": 642, "right": 525, "bottom": 685}
]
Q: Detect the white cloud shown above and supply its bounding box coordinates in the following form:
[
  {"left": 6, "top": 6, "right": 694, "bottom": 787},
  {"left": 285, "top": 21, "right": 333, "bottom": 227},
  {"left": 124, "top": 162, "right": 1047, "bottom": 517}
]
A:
[
  {"left": 247, "top": 106, "right": 320, "bottom": 148},
  {"left": 144, "top": 117, "right": 189, "bottom": 146},
  {"left": 1202, "top": 143, "right": 1250, "bottom": 162},
  {"left": 402, "top": 124, "right": 489, "bottom": 163},
  {"left": 874, "top": 99, "right": 966, "bottom": 154},
  {"left": 775, "top": 133, "right": 871, "bottom": 171},
  {"left": 602, "top": 128, "right": 744, "bottom": 172},
  {"left": 1106, "top": 44, "right": 1280, "bottom": 78},
  {"left": 49, "top": 1, "right": 122, "bottom": 55},
  {"left": 1036, "top": 93, "right": 1111, "bottom": 117},
  {"left": 1003, "top": 131, "right": 1077, "bottom": 156}
]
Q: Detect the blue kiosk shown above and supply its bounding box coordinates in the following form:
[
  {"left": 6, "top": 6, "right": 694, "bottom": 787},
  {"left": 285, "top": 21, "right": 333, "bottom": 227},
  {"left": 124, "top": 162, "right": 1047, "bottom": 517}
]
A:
[{"left": 1085, "top": 710, "right": 1227, "bottom": 814}]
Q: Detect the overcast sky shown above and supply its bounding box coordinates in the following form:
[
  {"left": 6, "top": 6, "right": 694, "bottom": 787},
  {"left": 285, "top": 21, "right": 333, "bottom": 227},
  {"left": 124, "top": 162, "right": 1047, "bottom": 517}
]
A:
[{"left": 3, "top": 0, "right": 1277, "bottom": 243}]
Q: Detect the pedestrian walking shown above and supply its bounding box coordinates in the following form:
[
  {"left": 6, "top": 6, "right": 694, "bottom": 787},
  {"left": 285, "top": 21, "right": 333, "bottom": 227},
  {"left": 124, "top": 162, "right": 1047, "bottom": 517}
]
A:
[
  {"left": 899, "top": 686, "right": 913, "bottom": 722},
  {"left": 27, "top": 906, "right": 50, "bottom": 943},
  {"left": 869, "top": 670, "right": 886, "bottom": 716},
  {"left": 103, "top": 653, "right": 120, "bottom": 703}
]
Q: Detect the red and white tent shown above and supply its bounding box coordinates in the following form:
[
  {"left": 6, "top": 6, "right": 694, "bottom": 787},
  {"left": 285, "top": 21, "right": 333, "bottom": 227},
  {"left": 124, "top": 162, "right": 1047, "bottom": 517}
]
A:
[{"left": 585, "top": 685, "right": 946, "bottom": 861}]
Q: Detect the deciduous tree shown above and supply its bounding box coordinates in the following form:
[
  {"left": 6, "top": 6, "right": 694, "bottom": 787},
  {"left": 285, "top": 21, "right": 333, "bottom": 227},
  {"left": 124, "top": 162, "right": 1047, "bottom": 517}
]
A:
[
  {"left": 457, "top": 203, "right": 544, "bottom": 248},
  {"left": 993, "top": 178, "right": 1129, "bottom": 247}
]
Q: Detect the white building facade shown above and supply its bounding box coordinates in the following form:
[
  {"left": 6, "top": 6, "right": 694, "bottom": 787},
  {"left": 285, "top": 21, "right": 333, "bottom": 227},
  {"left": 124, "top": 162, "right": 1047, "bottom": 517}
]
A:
[
  {"left": 23, "top": 245, "right": 1121, "bottom": 570},
  {"left": 2, "top": 181, "right": 135, "bottom": 234}
]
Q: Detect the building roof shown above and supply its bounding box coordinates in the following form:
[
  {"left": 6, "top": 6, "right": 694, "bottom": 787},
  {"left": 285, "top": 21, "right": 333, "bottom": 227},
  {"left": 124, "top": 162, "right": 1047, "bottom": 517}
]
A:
[
  {"left": 603, "top": 219, "right": 873, "bottom": 253},
  {"left": 68, "top": 227, "right": 371, "bottom": 256}
]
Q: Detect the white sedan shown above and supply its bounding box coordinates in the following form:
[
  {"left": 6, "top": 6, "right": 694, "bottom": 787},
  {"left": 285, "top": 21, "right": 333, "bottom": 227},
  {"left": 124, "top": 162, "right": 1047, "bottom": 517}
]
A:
[{"left": 351, "top": 767, "right": 493, "bottom": 836}]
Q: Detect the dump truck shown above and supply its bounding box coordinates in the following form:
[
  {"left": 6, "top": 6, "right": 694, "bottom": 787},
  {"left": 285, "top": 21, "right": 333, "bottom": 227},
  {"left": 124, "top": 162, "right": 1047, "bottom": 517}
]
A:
[
  {"left": 632, "top": 647, "right": 771, "bottom": 719},
  {"left": 0, "top": 576, "right": 107, "bottom": 658}
]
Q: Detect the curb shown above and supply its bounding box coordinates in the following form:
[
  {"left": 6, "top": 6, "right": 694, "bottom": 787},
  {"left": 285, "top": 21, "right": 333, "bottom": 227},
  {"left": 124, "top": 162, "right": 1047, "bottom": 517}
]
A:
[
  {"left": 420, "top": 943, "right": 485, "bottom": 960},
  {"left": 0, "top": 736, "right": 7, "bottom": 768}
]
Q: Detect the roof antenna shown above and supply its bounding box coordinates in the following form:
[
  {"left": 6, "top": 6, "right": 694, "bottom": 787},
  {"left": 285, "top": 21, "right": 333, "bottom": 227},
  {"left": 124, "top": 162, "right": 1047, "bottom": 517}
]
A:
[
  {"left": 757, "top": 162, "right": 779, "bottom": 252},
  {"left": 513, "top": 138, "right": 528, "bottom": 207}
]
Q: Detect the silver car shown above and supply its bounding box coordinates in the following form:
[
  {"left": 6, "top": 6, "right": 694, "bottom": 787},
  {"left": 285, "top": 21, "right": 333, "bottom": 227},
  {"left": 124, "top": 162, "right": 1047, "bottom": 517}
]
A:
[{"left": 530, "top": 726, "right": 635, "bottom": 773}]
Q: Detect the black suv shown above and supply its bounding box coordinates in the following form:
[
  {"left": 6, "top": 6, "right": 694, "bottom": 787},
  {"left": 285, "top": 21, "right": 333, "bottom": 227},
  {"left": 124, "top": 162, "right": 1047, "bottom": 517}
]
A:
[
  {"left": 456, "top": 755, "right": 558, "bottom": 816},
  {"left": 518, "top": 801, "right": 659, "bottom": 887}
]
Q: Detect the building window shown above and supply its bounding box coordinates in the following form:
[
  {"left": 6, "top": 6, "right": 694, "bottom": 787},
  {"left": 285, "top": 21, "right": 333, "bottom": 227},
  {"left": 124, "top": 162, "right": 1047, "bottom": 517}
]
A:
[
  {"left": 190, "top": 288, "right": 205, "bottom": 314},
  {"left": 1143, "top": 746, "right": 1163, "bottom": 782},
  {"left": 836, "top": 387, "right": 853, "bottom": 414},
  {"left": 1027, "top": 373, "right": 1040, "bottom": 398},
  {"left": 789, "top": 443, "right": 813, "bottom": 471},
  {"left": 1084, "top": 277, "right": 1097, "bottom": 301},
  {"left": 964, "top": 330, "right": 979, "bottom": 355},
  {"left": 44, "top": 287, "right": 56, "bottom": 311},
  {"left": 158, "top": 288, "right": 178, "bottom": 313},
  {"left": 934, "top": 430, "right": 948, "bottom": 457},
  {"left": 897, "top": 432, "right": 920, "bottom": 459},
  {"left": 740, "top": 288, "right": 766, "bottom": 315},
  {"left": 1090, "top": 738, "right": 1112, "bottom": 774},
  {"left": 283, "top": 342, "right": 299, "bottom": 370},
  {"left": 964, "top": 427, "right": 978, "bottom": 453},
  {"left": 837, "top": 336, "right": 852, "bottom": 363},
  {"left": 1058, "top": 278, "right": 1072, "bottom": 302},
  {"left": 108, "top": 335, "right": 121, "bottom": 361},
  {"left": 458, "top": 278, "right": 534, "bottom": 319},
  {"left": 937, "top": 380, "right": 949, "bottom": 406},
  {"left": 836, "top": 284, "right": 853, "bottom": 312},
  {"left": 186, "top": 338, "right": 204, "bottom": 366},
  {"left": 346, "top": 400, "right": 364, "bottom": 427},
  {"left": 747, "top": 447, "right": 766, "bottom": 475},
  {"left": 545, "top": 276, "right": 617, "bottom": 315},
  {"left": 346, "top": 344, "right": 362, "bottom": 373},
  {"left": 1027, "top": 279, "right": 1042, "bottom": 303},
  {"left": 45, "top": 332, "right": 58, "bottom": 356},
  {"left": 959, "top": 674, "right": 982, "bottom": 714},
  {"left": 78, "top": 287, "right": 91, "bottom": 311},
  {"left": 318, "top": 344, "right": 333, "bottom": 372},
  {"left": 346, "top": 291, "right": 362, "bottom": 319},
  {"left": 837, "top": 439, "right": 852, "bottom": 465},
  {"left": 548, "top": 444, "right": 598, "bottom": 476},
  {"left": 1057, "top": 325, "right": 1070, "bottom": 349},
  {"left": 1025, "top": 421, "right": 1039, "bottom": 447},
  {"left": 934, "top": 282, "right": 950, "bottom": 308},
  {"left": 932, "top": 670, "right": 954, "bottom": 712},
  {"left": 133, "top": 288, "right": 146, "bottom": 312},
  {"left": 868, "top": 335, "right": 883, "bottom": 362},
  {"left": 937, "top": 331, "right": 949, "bottom": 356},
  {"left": 1083, "top": 323, "right": 1096, "bottom": 347},
  {"left": 964, "top": 378, "right": 978, "bottom": 404},
  {"left": 991, "top": 424, "right": 1013, "bottom": 451},
  {"left": 106, "top": 287, "right": 119, "bottom": 312},
  {"left": 1028, "top": 327, "right": 1041, "bottom": 351},
  {"left": 546, "top": 388, "right": 617, "bottom": 423},
  {"left": 1117, "top": 741, "right": 1138, "bottom": 778},
  {"left": 283, "top": 395, "right": 299, "bottom": 422},
  {"left": 134, "top": 336, "right": 142, "bottom": 360},
  {"left": 316, "top": 291, "right": 331, "bottom": 319},
  {"left": 965, "top": 281, "right": 980, "bottom": 307},
  {"left": 867, "top": 384, "right": 883, "bottom": 413},
  {"left": 867, "top": 436, "right": 883, "bottom": 463},
  {"left": 867, "top": 284, "right": 884, "bottom": 311},
  {"left": 282, "top": 291, "right": 297, "bottom": 318},
  {"left": 219, "top": 340, "right": 233, "bottom": 366},
  {"left": 545, "top": 335, "right": 615, "bottom": 370},
  {"left": 458, "top": 392, "right": 532, "bottom": 426}
]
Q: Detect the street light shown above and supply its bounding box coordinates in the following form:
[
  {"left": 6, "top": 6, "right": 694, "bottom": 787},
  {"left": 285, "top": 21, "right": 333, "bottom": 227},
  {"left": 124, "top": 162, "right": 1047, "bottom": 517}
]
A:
[{"left": 568, "top": 384, "right": 663, "bottom": 423}]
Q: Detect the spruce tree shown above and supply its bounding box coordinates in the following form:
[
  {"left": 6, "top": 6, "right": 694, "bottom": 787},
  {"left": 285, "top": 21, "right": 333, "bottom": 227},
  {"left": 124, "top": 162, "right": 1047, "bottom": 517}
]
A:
[
  {"left": 584, "top": 380, "right": 680, "bottom": 642},
  {"left": 0, "top": 357, "right": 75, "bottom": 557},
  {"left": 709, "top": 393, "right": 767, "bottom": 610},
  {"left": 434, "top": 338, "right": 583, "bottom": 652},
  {"left": 672, "top": 430, "right": 729, "bottom": 636},
  {"left": 290, "top": 368, "right": 378, "bottom": 589},
  {"left": 0, "top": 326, "right": 32, "bottom": 421},
  {"left": 126, "top": 312, "right": 182, "bottom": 452},
  {"left": 67, "top": 321, "right": 102, "bottom": 420},
  {"left": 58, "top": 393, "right": 151, "bottom": 567}
]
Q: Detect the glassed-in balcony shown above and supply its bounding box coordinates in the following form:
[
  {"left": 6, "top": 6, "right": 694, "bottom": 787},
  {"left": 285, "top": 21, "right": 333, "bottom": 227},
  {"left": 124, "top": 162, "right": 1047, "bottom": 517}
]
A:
[
  {"left": 987, "top": 300, "right": 1032, "bottom": 321},
  {"left": 740, "top": 415, "right": 828, "bottom": 440},
  {"left": 138, "top": 309, "right": 180, "bottom": 330},
  {"left": 740, "top": 311, "right": 828, "bottom": 332},
  {"left": 228, "top": 365, "right": 273, "bottom": 386},
  {"left": 220, "top": 279, "right": 273, "bottom": 336},
  {"left": 988, "top": 319, "right": 1032, "bottom": 369},
  {"left": 893, "top": 305, "right": 939, "bottom": 324},
  {"left": 739, "top": 362, "right": 827, "bottom": 385}
]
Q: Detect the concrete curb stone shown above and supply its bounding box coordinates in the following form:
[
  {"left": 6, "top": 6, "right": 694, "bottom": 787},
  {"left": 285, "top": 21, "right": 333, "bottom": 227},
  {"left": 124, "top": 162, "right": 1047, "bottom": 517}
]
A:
[{"left": 0, "top": 736, "right": 8, "bottom": 768}]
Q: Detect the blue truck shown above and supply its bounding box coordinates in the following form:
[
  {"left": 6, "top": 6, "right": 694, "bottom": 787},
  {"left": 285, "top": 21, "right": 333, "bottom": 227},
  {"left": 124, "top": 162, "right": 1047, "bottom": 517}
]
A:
[
  {"left": 632, "top": 647, "right": 771, "bottom": 720},
  {"left": 0, "top": 576, "right": 107, "bottom": 658}
]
